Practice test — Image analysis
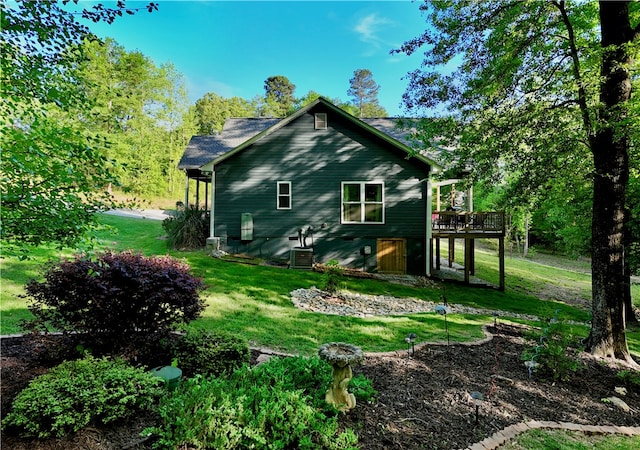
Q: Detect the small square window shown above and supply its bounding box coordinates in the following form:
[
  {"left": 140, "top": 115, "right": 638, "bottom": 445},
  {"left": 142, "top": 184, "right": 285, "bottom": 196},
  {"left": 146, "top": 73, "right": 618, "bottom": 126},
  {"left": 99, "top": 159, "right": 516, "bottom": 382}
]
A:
[
  {"left": 314, "top": 113, "right": 327, "bottom": 130},
  {"left": 277, "top": 181, "right": 291, "bottom": 210}
]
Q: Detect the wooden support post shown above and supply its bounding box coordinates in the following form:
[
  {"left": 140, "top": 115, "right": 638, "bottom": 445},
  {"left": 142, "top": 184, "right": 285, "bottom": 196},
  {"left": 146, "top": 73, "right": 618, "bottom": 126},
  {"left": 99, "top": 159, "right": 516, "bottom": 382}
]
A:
[
  {"left": 448, "top": 237, "right": 455, "bottom": 268},
  {"left": 470, "top": 238, "right": 475, "bottom": 275},
  {"left": 464, "top": 237, "right": 471, "bottom": 284},
  {"left": 499, "top": 237, "right": 505, "bottom": 291},
  {"left": 435, "top": 238, "right": 441, "bottom": 270}
]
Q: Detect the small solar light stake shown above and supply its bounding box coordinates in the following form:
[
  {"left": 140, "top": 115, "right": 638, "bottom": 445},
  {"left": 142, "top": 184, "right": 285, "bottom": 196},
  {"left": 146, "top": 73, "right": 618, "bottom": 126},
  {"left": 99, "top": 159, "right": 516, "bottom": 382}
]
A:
[
  {"left": 493, "top": 311, "right": 499, "bottom": 328},
  {"left": 441, "top": 280, "right": 448, "bottom": 306},
  {"left": 435, "top": 305, "right": 450, "bottom": 345},
  {"left": 471, "top": 391, "right": 484, "bottom": 425},
  {"left": 405, "top": 333, "right": 417, "bottom": 356}
]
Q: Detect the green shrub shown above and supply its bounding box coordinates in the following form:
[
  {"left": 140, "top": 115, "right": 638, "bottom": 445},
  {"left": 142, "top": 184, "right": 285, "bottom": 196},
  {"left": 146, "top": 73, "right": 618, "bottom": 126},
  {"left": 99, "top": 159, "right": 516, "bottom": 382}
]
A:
[
  {"left": 522, "top": 315, "right": 584, "bottom": 382},
  {"left": 172, "top": 328, "right": 250, "bottom": 378},
  {"left": 162, "top": 205, "right": 209, "bottom": 249},
  {"left": 617, "top": 370, "right": 640, "bottom": 391},
  {"left": 2, "top": 355, "right": 162, "bottom": 438},
  {"left": 321, "top": 259, "right": 343, "bottom": 294},
  {"left": 147, "top": 366, "right": 359, "bottom": 450},
  {"left": 24, "top": 250, "right": 206, "bottom": 356}
]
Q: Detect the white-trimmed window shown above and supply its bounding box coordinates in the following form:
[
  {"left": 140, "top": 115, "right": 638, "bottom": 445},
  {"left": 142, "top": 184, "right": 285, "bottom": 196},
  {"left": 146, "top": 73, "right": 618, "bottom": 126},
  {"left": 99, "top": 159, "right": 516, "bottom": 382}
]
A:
[
  {"left": 314, "top": 113, "right": 327, "bottom": 130},
  {"left": 341, "top": 182, "right": 384, "bottom": 224},
  {"left": 277, "top": 181, "right": 291, "bottom": 209}
]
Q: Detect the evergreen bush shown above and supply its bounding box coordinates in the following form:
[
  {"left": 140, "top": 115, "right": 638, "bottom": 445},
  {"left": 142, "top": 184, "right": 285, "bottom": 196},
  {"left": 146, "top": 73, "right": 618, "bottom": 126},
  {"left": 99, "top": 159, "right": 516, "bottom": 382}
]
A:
[
  {"left": 24, "top": 250, "right": 206, "bottom": 355},
  {"left": 321, "top": 259, "right": 343, "bottom": 294},
  {"left": 2, "top": 355, "right": 162, "bottom": 438},
  {"left": 172, "top": 328, "right": 250, "bottom": 377}
]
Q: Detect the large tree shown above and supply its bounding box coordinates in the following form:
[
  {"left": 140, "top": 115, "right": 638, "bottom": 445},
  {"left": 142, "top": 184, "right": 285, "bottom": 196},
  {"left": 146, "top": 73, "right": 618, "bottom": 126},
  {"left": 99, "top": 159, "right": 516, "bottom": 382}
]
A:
[
  {"left": 1, "top": 0, "right": 156, "bottom": 254},
  {"left": 397, "top": 1, "right": 639, "bottom": 363},
  {"left": 194, "top": 92, "right": 256, "bottom": 134},
  {"left": 589, "top": 2, "right": 639, "bottom": 360},
  {"left": 77, "top": 38, "right": 194, "bottom": 198},
  {"left": 262, "top": 75, "right": 296, "bottom": 117},
  {"left": 347, "top": 68, "right": 386, "bottom": 118}
]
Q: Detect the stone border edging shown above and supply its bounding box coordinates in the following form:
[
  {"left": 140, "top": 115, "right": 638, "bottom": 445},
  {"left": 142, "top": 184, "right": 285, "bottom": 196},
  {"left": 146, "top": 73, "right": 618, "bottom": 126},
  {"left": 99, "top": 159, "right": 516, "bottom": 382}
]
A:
[{"left": 462, "top": 421, "right": 640, "bottom": 450}]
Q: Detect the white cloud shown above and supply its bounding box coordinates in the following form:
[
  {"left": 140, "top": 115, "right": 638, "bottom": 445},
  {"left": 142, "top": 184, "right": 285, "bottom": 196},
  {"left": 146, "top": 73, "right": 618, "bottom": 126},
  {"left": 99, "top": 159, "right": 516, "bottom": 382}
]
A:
[{"left": 354, "top": 13, "right": 393, "bottom": 49}]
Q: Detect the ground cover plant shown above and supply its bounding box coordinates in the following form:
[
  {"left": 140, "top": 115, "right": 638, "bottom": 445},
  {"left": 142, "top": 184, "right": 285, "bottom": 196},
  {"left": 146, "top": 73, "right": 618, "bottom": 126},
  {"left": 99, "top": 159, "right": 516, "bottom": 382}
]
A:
[{"left": 2, "top": 355, "right": 162, "bottom": 438}]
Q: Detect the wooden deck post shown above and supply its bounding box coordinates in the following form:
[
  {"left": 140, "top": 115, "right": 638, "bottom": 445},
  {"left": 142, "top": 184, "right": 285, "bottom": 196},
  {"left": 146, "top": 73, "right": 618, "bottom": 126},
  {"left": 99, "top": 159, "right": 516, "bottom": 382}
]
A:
[
  {"left": 499, "top": 236, "right": 505, "bottom": 291},
  {"left": 448, "top": 237, "right": 455, "bottom": 267},
  {"left": 464, "top": 237, "right": 471, "bottom": 284}
]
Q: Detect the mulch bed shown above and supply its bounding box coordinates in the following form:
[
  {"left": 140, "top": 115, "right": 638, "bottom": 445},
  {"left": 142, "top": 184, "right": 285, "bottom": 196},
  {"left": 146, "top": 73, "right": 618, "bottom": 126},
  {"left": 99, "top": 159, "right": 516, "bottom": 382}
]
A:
[{"left": 2, "top": 324, "right": 639, "bottom": 449}]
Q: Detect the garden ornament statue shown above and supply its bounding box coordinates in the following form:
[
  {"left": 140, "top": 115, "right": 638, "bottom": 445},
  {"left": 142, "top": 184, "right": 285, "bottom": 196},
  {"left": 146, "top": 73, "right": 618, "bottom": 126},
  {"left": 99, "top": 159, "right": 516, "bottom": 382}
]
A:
[{"left": 318, "top": 342, "right": 364, "bottom": 412}]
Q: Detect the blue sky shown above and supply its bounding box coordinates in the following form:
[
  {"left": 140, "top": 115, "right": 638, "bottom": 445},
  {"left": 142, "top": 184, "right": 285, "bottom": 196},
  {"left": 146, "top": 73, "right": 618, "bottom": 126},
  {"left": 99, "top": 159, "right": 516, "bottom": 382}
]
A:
[{"left": 86, "top": 1, "right": 431, "bottom": 116}]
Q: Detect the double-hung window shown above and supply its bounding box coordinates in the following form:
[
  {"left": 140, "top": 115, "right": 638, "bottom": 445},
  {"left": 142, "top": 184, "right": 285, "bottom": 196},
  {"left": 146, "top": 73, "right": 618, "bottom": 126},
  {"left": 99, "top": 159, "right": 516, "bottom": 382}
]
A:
[
  {"left": 277, "top": 181, "right": 291, "bottom": 209},
  {"left": 341, "top": 182, "right": 384, "bottom": 224}
]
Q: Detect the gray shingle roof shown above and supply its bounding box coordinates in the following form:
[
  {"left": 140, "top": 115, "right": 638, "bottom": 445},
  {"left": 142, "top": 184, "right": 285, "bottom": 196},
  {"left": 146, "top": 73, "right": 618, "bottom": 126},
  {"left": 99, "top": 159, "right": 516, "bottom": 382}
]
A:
[{"left": 178, "top": 118, "right": 278, "bottom": 170}]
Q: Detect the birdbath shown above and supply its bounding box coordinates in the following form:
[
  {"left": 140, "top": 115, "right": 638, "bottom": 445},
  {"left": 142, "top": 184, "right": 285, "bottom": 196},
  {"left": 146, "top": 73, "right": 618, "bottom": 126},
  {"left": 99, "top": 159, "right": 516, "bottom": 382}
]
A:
[{"left": 318, "top": 342, "right": 364, "bottom": 412}]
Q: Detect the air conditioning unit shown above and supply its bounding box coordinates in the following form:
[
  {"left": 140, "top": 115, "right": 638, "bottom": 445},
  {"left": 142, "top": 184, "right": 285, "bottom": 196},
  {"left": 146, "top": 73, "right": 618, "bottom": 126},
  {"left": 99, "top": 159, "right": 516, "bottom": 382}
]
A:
[{"left": 290, "top": 247, "right": 314, "bottom": 269}]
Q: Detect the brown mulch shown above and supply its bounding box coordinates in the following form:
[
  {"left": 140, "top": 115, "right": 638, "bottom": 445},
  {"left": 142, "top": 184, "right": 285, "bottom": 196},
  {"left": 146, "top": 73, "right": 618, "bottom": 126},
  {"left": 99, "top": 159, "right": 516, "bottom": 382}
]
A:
[{"left": 1, "top": 325, "right": 639, "bottom": 450}]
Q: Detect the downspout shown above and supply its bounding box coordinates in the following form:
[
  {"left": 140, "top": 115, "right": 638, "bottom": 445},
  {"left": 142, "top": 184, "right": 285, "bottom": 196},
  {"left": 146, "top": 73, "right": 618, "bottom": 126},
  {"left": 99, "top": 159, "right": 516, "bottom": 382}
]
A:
[
  {"left": 209, "top": 169, "right": 215, "bottom": 238},
  {"left": 425, "top": 168, "right": 433, "bottom": 277}
]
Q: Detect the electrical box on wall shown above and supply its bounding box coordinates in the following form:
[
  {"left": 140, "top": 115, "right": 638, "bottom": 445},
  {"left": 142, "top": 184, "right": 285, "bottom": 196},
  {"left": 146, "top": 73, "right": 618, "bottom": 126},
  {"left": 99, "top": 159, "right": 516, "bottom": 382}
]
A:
[{"left": 360, "top": 245, "right": 372, "bottom": 256}]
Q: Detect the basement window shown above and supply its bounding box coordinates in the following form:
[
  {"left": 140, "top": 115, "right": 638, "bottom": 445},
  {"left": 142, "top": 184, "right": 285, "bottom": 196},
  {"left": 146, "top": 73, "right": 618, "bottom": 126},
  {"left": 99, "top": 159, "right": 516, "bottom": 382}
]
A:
[
  {"left": 314, "top": 113, "right": 327, "bottom": 130},
  {"left": 277, "top": 181, "right": 291, "bottom": 209}
]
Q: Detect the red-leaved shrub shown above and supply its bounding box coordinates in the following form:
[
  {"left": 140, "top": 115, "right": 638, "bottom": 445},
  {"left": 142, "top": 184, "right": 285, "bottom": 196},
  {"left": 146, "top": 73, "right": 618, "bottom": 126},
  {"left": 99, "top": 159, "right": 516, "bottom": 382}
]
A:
[{"left": 24, "top": 251, "right": 206, "bottom": 355}]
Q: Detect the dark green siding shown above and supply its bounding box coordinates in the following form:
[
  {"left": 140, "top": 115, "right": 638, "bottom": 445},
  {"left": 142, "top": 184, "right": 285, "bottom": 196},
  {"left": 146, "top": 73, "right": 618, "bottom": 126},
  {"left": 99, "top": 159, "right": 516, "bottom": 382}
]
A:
[{"left": 213, "top": 104, "right": 430, "bottom": 274}]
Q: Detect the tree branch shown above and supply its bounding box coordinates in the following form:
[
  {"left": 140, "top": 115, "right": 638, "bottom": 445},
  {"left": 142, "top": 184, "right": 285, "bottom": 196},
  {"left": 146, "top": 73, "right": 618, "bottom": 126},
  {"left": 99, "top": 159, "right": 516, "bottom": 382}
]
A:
[{"left": 552, "top": 0, "right": 595, "bottom": 144}]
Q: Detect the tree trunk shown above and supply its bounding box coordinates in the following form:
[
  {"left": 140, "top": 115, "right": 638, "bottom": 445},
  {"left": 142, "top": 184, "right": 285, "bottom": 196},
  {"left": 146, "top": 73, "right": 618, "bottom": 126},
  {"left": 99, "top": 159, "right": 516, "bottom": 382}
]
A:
[
  {"left": 624, "top": 207, "right": 638, "bottom": 324},
  {"left": 587, "top": 2, "right": 637, "bottom": 363}
]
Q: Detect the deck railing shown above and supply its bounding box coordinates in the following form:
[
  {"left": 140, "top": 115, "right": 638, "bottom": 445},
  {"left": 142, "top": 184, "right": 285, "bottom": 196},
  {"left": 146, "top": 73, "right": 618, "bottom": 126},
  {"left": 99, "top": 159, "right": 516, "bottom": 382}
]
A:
[{"left": 431, "top": 211, "right": 505, "bottom": 234}]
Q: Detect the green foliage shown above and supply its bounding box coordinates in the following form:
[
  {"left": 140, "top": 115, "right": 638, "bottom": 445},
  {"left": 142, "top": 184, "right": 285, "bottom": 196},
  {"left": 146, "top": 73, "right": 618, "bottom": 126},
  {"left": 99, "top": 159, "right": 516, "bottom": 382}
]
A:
[
  {"left": 171, "top": 328, "right": 250, "bottom": 378},
  {"left": 2, "top": 355, "right": 162, "bottom": 438},
  {"left": 262, "top": 75, "right": 296, "bottom": 117},
  {"left": 24, "top": 250, "right": 206, "bottom": 355},
  {"left": 78, "top": 38, "right": 195, "bottom": 199},
  {"left": 146, "top": 357, "right": 361, "bottom": 449},
  {"left": 522, "top": 314, "right": 584, "bottom": 382},
  {"left": 0, "top": 1, "right": 165, "bottom": 255},
  {"left": 616, "top": 370, "right": 640, "bottom": 391},
  {"left": 194, "top": 92, "right": 256, "bottom": 134},
  {"left": 162, "top": 205, "right": 209, "bottom": 250},
  {"left": 320, "top": 259, "right": 344, "bottom": 294}
]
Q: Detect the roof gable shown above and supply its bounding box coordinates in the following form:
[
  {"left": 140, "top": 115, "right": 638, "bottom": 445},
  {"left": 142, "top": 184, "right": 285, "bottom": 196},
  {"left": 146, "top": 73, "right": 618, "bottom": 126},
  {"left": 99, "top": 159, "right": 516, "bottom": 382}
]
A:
[{"left": 199, "top": 98, "right": 439, "bottom": 172}]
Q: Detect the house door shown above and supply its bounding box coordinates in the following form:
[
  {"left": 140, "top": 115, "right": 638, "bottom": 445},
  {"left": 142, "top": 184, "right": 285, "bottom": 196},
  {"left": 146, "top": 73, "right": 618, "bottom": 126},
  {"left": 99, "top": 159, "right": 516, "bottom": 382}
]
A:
[{"left": 377, "top": 238, "right": 406, "bottom": 274}]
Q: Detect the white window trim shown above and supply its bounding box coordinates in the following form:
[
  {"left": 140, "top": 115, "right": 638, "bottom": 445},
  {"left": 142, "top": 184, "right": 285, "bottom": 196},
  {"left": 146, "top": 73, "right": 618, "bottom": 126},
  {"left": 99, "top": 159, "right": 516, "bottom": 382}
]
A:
[
  {"left": 277, "top": 181, "right": 292, "bottom": 210},
  {"left": 314, "top": 113, "right": 327, "bottom": 130},
  {"left": 341, "top": 181, "right": 385, "bottom": 224}
]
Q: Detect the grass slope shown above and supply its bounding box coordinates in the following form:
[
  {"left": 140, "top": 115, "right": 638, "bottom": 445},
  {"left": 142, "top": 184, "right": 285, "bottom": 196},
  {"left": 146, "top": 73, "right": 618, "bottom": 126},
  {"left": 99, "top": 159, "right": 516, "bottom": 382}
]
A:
[{"left": 1, "top": 215, "right": 638, "bottom": 356}]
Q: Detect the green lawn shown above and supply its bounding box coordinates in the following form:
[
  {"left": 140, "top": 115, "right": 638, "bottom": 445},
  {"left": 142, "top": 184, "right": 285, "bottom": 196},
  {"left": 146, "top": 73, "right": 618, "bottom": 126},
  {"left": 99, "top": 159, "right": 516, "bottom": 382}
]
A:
[{"left": 1, "top": 214, "right": 638, "bottom": 357}]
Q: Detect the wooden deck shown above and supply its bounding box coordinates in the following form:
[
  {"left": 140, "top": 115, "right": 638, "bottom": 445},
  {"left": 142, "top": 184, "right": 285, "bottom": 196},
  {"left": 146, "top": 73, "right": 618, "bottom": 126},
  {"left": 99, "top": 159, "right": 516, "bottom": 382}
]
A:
[
  {"left": 431, "top": 211, "right": 505, "bottom": 237},
  {"left": 430, "top": 211, "right": 506, "bottom": 290}
]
